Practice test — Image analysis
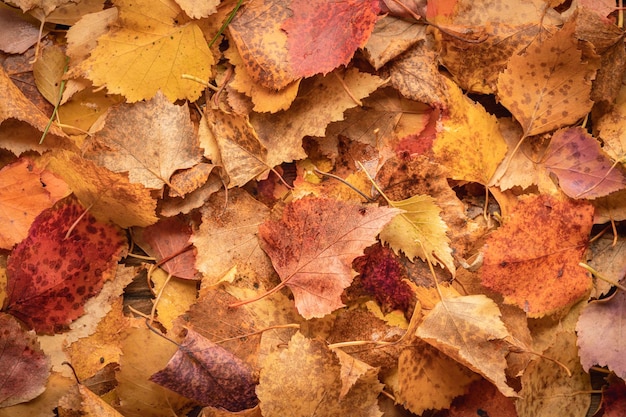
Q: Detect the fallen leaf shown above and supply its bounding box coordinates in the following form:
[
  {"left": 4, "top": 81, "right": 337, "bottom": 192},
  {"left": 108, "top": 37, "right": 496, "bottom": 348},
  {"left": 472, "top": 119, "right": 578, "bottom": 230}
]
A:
[
  {"left": 4, "top": 196, "right": 126, "bottom": 334},
  {"left": 448, "top": 378, "right": 518, "bottom": 417},
  {"left": 256, "top": 332, "right": 382, "bottom": 417},
  {"left": 0, "top": 313, "right": 50, "bottom": 407},
  {"left": 396, "top": 340, "right": 479, "bottom": 414},
  {"left": 379, "top": 193, "right": 455, "bottom": 274},
  {"left": 283, "top": 0, "right": 380, "bottom": 77},
  {"left": 150, "top": 328, "right": 258, "bottom": 411},
  {"left": 496, "top": 22, "right": 596, "bottom": 136},
  {"left": 204, "top": 107, "right": 269, "bottom": 188},
  {"left": 0, "top": 157, "right": 70, "bottom": 249},
  {"left": 0, "top": 372, "right": 74, "bottom": 417},
  {"left": 250, "top": 68, "right": 384, "bottom": 168},
  {"left": 516, "top": 331, "right": 591, "bottom": 417},
  {"left": 363, "top": 16, "right": 426, "bottom": 70},
  {"left": 0, "top": 4, "right": 43, "bottom": 54},
  {"left": 481, "top": 194, "right": 594, "bottom": 317},
  {"left": 541, "top": 127, "right": 626, "bottom": 199},
  {"left": 82, "top": 92, "right": 203, "bottom": 191},
  {"left": 58, "top": 383, "right": 125, "bottom": 417},
  {"left": 416, "top": 292, "right": 517, "bottom": 397},
  {"left": 78, "top": 0, "right": 214, "bottom": 102},
  {"left": 434, "top": 78, "right": 508, "bottom": 185},
  {"left": 228, "top": 0, "right": 295, "bottom": 90},
  {"left": 174, "top": 0, "right": 218, "bottom": 19},
  {"left": 149, "top": 267, "right": 197, "bottom": 330},
  {"left": 134, "top": 216, "right": 198, "bottom": 280},
  {"left": 47, "top": 150, "right": 159, "bottom": 228},
  {"left": 259, "top": 197, "right": 400, "bottom": 318},
  {"left": 33, "top": 45, "right": 66, "bottom": 106},
  {"left": 576, "top": 291, "right": 626, "bottom": 379},
  {"left": 599, "top": 373, "right": 626, "bottom": 417}
]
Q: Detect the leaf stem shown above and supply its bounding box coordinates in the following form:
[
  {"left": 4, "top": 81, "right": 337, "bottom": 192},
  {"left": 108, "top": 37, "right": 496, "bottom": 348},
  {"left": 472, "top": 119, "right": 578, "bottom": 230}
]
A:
[
  {"left": 579, "top": 262, "right": 626, "bottom": 292},
  {"left": 314, "top": 168, "right": 375, "bottom": 202},
  {"left": 40, "top": 56, "right": 69, "bottom": 144}
]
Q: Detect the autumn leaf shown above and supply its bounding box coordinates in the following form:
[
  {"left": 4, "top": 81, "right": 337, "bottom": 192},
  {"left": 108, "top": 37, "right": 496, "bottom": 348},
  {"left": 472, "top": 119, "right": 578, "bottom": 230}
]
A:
[
  {"left": 416, "top": 292, "right": 517, "bottom": 397},
  {"left": 77, "top": 0, "right": 214, "bottom": 102},
  {"left": 134, "top": 216, "right": 198, "bottom": 280},
  {"left": 82, "top": 91, "right": 202, "bottom": 191},
  {"left": 434, "top": 78, "right": 508, "bottom": 185},
  {"left": 0, "top": 313, "right": 50, "bottom": 407},
  {"left": 283, "top": 0, "right": 381, "bottom": 78},
  {"left": 541, "top": 127, "right": 626, "bottom": 199},
  {"left": 448, "top": 379, "right": 518, "bottom": 417},
  {"left": 496, "top": 22, "right": 597, "bottom": 137},
  {"left": 576, "top": 290, "right": 626, "bottom": 380},
  {"left": 481, "top": 194, "right": 594, "bottom": 317},
  {"left": 4, "top": 196, "right": 126, "bottom": 334},
  {"left": 259, "top": 197, "right": 400, "bottom": 319},
  {"left": 396, "top": 340, "right": 479, "bottom": 414},
  {"left": 47, "top": 150, "right": 159, "bottom": 228},
  {"left": 58, "top": 383, "right": 125, "bottom": 416},
  {"left": 516, "top": 331, "right": 591, "bottom": 416},
  {"left": 0, "top": 157, "right": 69, "bottom": 249},
  {"left": 256, "top": 332, "right": 383, "bottom": 417},
  {"left": 379, "top": 193, "right": 455, "bottom": 274},
  {"left": 150, "top": 328, "right": 258, "bottom": 411}
]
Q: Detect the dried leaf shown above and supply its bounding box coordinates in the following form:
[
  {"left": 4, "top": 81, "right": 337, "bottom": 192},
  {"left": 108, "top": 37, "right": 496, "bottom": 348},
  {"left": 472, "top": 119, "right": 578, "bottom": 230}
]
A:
[
  {"left": 150, "top": 328, "right": 258, "bottom": 411},
  {"left": 496, "top": 23, "right": 596, "bottom": 136},
  {"left": 0, "top": 313, "right": 50, "bottom": 407},
  {"left": 5, "top": 196, "right": 126, "bottom": 334},
  {"left": 481, "top": 194, "right": 594, "bottom": 317},
  {"left": 83, "top": 92, "right": 202, "bottom": 190},
  {"left": 259, "top": 197, "right": 400, "bottom": 318}
]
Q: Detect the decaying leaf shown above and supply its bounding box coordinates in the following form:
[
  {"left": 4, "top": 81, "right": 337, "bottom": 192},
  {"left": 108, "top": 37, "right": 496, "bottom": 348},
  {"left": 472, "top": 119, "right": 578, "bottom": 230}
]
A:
[
  {"left": 0, "top": 313, "right": 50, "bottom": 407},
  {"left": 259, "top": 197, "right": 400, "bottom": 318},
  {"left": 150, "top": 328, "right": 258, "bottom": 411},
  {"left": 5, "top": 196, "right": 126, "bottom": 334}
]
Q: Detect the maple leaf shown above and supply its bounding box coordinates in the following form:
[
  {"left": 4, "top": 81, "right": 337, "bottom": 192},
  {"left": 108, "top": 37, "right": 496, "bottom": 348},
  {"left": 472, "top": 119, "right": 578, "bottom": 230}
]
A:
[
  {"left": 258, "top": 197, "right": 400, "bottom": 319},
  {"left": 283, "top": 0, "right": 381, "bottom": 78},
  {"left": 257, "top": 332, "right": 383, "bottom": 417},
  {"left": 379, "top": 194, "right": 455, "bottom": 274},
  {"left": 416, "top": 291, "right": 517, "bottom": 397},
  {"left": 481, "top": 194, "right": 594, "bottom": 317},
  {"left": 134, "top": 216, "right": 198, "bottom": 280},
  {"left": 0, "top": 313, "right": 50, "bottom": 407},
  {"left": 150, "top": 328, "right": 258, "bottom": 411},
  {"left": 0, "top": 157, "right": 69, "bottom": 249},
  {"left": 576, "top": 290, "right": 626, "bottom": 380},
  {"left": 541, "top": 127, "right": 626, "bottom": 199},
  {"left": 82, "top": 92, "right": 202, "bottom": 191},
  {"left": 77, "top": 0, "right": 214, "bottom": 102},
  {"left": 4, "top": 196, "right": 126, "bottom": 334},
  {"left": 496, "top": 22, "right": 597, "bottom": 137}
]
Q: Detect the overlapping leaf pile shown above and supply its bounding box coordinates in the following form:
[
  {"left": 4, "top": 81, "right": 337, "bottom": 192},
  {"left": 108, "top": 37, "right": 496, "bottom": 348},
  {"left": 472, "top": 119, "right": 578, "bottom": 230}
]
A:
[{"left": 2, "top": 0, "right": 626, "bottom": 416}]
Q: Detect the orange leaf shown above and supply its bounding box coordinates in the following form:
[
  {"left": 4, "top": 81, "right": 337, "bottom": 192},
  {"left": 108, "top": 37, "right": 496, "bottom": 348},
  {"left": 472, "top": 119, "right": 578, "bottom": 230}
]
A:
[
  {"left": 259, "top": 197, "right": 400, "bottom": 319},
  {"left": 481, "top": 194, "right": 594, "bottom": 317}
]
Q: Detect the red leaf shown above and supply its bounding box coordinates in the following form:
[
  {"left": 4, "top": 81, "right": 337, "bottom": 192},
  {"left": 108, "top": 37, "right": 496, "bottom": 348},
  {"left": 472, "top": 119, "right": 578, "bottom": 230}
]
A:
[
  {"left": 0, "top": 313, "right": 50, "bottom": 407},
  {"left": 150, "top": 328, "right": 258, "bottom": 411},
  {"left": 283, "top": 0, "right": 381, "bottom": 77},
  {"left": 4, "top": 196, "right": 126, "bottom": 334},
  {"left": 352, "top": 243, "right": 414, "bottom": 313},
  {"left": 259, "top": 197, "right": 400, "bottom": 319},
  {"left": 134, "top": 216, "right": 198, "bottom": 279},
  {"left": 543, "top": 127, "right": 626, "bottom": 199}
]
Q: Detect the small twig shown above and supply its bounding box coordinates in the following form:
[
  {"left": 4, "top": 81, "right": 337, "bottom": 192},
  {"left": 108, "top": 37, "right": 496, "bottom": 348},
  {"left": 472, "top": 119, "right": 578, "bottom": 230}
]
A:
[
  {"left": 40, "top": 56, "right": 69, "bottom": 144},
  {"left": 62, "top": 361, "right": 81, "bottom": 384},
  {"left": 579, "top": 262, "right": 626, "bottom": 292},
  {"left": 314, "top": 168, "right": 375, "bottom": 202},
  {"left": 334, "top": 71, "right": 362, "bottom": 106}
]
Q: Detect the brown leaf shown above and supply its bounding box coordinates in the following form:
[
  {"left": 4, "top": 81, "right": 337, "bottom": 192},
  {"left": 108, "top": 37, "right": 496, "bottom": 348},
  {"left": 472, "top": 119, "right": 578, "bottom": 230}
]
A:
[
  {"left": 83, "top": 92, "right": 202, "bottom": 190},
  {"left": 0, "top": 313, "right": 50, "bottom": 407},
  {"left": 150, "top": 328, "right": 258, "bottom": 411},
  {"left": 497, "top": 22, "right": 597, "bottom": 136},
  {"left": 259, "top": 197, "right": 400, "bottom": 318}
]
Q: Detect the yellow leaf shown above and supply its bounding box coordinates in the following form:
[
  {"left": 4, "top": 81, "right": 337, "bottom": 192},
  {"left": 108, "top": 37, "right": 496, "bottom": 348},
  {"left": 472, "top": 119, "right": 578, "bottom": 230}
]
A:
[
  {"left": 151, "top": 267, "right": 197, "bottom": 331},
  {"left": 496, "top": 22, "right": 597, "bottom": 136},
  {"left": 80, "top": 0, "right": 214, "bottom": 102},
  {"left": 416, "top": 294, "right": 517, "bottom": 397},
  {"left": 33, "top": 45, "right": 66, "bottom": 106},
  {"left": 433, "top": 78, "right": 507, "bottom": 184},
  {"left": 379, "top": 194, "right": 455, "bottom": 275}
]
